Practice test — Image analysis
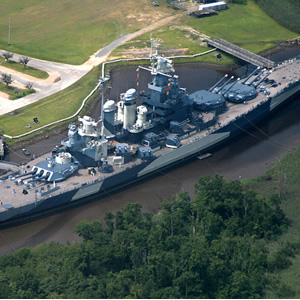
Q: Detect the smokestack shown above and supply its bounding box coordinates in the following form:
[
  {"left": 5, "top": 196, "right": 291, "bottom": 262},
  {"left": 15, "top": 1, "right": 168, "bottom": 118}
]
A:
[{"left": 123, "top": 89, "right": 137, "bottom": 130}]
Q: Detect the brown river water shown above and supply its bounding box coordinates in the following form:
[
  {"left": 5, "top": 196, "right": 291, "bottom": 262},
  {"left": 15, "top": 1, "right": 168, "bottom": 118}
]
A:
[{"left": 0, "top": 47, "right": 299, "bottom": 255}]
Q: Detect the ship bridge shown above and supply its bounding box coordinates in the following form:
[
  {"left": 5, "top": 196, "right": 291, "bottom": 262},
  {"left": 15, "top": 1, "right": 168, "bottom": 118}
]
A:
[{"left": 207, "top": 38, "right": 275, "bottom": 69}]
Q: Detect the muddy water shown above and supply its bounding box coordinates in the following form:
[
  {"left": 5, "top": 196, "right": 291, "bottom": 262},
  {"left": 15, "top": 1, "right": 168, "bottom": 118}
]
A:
[{"left": 0, "top": 47, "right": 299, "bottom": 256}]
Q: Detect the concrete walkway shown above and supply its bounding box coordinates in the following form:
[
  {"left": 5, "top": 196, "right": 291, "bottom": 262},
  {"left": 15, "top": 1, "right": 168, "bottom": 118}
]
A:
[
  {"left": 0, "top": 14, "right": 182, "bottom": 116},
  {"left": 0, "top": 51, "right": 92, "bottom": 115}
]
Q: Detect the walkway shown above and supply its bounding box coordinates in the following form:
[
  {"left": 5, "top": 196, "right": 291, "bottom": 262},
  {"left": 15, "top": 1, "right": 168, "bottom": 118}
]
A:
[{"left": 207, "top": 38, "right": 275, "bottom": 68}]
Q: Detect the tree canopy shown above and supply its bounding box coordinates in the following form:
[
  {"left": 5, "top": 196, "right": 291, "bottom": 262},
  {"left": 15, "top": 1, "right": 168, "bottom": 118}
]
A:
[{"left": 0, "top": 175, "right": 297, "bottom": 298}]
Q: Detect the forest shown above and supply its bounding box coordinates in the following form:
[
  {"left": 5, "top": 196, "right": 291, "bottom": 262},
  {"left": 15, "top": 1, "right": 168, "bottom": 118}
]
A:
[{"left": 0, "top": 174, "right": 299, "bottom": 298}]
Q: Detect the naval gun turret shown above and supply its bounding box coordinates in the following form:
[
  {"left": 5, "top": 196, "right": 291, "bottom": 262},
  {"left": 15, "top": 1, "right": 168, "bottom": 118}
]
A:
[
  {"left": 61, "top": 115, "right": 108, "bottom": 167},
  {"left": 24, "top": 152, "right": 80, "bottom": 183}
]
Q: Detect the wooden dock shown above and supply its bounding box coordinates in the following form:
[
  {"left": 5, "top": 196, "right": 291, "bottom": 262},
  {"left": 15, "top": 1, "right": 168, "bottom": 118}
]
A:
[{"left": 207, "top": 38, "right": 275, "bottom": 68}]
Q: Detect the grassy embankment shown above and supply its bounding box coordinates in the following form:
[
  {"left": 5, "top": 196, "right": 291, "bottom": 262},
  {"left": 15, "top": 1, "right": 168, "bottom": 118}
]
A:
[
  {"left": 242, "top": 143, "right": 300, "bottom": 298},
  {"left": 0, "top": 0, "right": 298, "bottom": 143}
]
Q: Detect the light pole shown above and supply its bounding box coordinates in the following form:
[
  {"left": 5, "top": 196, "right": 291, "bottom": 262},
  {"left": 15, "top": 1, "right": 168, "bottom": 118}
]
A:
[{"left": 8, "top": 18, "right": 11, "bottom": 46}]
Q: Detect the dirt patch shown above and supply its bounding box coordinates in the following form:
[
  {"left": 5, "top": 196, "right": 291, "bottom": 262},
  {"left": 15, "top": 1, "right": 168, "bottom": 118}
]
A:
[
  {"left": 43, "top": 73, "right": 61, "bottom": 84},
  {"left": 118, "top": 47, "right": 189, "bottom": 58}
]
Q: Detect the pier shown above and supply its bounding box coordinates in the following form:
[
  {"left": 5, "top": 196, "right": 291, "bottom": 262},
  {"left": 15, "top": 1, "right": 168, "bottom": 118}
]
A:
[{"left": 207, "top": 38, "right": 275, "bottom": 68}]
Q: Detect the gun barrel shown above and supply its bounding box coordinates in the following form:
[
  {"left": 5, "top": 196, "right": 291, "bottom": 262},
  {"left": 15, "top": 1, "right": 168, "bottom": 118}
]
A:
[
  {"left": 249, "top": 69, "right": 266, "bottom": 86},
  {"left": 209, "top": 74, "right": 228, "bottom": 92},
  {"left": 218, "top": 76, "right": 234, "bottom": 94},
  {"left": 243, "top": 67, "right": 260, "bottom": 84},
  {"left": 223, "top": 78, "right": 240, "bottom": 95}
]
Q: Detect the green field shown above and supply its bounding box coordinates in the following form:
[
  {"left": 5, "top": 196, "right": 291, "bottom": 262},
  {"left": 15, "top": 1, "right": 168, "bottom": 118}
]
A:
[
  {"left": 0, "top": 0, "right": 175, "bottom": 65},
  {"left": 115, "top": 0, "right": 298, "bottom": 57},
  {"left": 183, "top": 0, "right": 297, "bottom": 53}
]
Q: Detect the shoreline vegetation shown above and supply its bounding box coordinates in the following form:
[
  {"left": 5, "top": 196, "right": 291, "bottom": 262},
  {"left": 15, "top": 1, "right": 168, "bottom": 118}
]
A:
[{"left": 1, "top": 164, "right": 300, "bottom": 297}]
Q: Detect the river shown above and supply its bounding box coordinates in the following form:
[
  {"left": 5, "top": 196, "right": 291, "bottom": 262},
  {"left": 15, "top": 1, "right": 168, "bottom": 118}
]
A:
[{"left": 0, "top": 46, "right": 299, "bottom": 255}]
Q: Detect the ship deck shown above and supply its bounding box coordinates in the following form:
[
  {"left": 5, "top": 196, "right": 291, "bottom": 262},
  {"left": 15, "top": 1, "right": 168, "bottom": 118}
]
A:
[{"left": 0, "top": 57, "right": 299, "bottom": 213}]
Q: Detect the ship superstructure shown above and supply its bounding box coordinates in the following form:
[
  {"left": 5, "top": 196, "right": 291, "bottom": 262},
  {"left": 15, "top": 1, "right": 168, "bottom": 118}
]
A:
[{"left": 0, "top": 48, "right": 299, "bottom": 228}]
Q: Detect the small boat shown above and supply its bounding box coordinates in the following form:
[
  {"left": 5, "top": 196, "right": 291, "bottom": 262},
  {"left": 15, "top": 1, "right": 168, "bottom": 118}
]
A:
[{"left": 197, "top": 153, "right": 212, "bottom": 160}]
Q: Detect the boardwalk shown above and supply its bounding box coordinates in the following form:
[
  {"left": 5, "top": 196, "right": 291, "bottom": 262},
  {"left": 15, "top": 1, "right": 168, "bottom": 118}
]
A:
[{"left": 207, "top": 38, "right": 275, "bottom": 68}]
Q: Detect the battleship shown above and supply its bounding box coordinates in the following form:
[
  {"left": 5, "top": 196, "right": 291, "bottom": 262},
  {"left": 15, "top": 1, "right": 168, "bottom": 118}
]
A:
[{"left": 0, "top": 47, "right": 299, "bottom": 228}]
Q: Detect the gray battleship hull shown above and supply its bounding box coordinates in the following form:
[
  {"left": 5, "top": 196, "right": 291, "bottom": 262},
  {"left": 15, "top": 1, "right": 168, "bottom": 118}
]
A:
[{"left": 0, "top": 80, "right": 299, "bottom": 229}]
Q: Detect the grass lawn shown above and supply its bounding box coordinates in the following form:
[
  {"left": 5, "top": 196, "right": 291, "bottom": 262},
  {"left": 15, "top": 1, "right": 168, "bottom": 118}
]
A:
[
  {"left": 182, "top": 0, "right": 297, "bottom": 53},
  {"left": 0, "top": 58, "right": 48, "bottom": 79},
  {"left": 0, "top": 82, "right": 35, "bottom": 100},
  {"left": 0, "top": 0, "right": 176, "bottom": 65},
  {"left": 114, "top": 0, "right": 298, "bottom": 60},
  {"left": 0, "top": 66, "right": 101, "bottom": 139}
]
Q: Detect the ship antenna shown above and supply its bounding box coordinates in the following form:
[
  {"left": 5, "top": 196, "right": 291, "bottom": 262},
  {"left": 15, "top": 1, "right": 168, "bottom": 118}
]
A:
[
  {"left": 150, "top": 34, "right": 153, "bottom": 58},
  {"left": 99, "top": 76, "right": 110, "bottom": 137}
]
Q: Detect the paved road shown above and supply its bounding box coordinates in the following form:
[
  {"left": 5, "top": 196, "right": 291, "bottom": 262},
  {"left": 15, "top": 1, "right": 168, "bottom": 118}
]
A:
[
  {"left": 0, "top": 14, "right": 181, "bottom": 116},
  {"left": 0, "top": 50, "right": 92, "bottom": 115}
]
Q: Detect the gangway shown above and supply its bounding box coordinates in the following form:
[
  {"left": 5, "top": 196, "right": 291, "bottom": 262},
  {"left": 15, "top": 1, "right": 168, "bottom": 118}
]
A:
[{"left": 207, "top": 38, "right": 275, "bottom": 68}]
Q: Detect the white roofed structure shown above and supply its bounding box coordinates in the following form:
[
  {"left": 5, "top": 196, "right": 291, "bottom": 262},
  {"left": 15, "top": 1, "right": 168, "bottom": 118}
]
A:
[{"left": 199, "top": 1, "right": 227, "bottom": 11}]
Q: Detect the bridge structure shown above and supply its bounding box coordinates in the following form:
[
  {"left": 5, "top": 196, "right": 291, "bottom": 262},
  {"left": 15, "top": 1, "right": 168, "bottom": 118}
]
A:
[{"left": 207, "top": 38, "right": 275, "bottom": 68}]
